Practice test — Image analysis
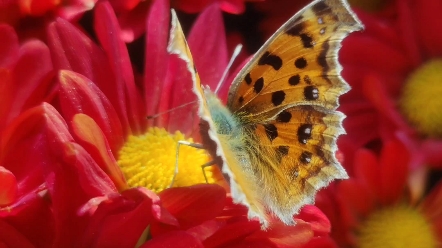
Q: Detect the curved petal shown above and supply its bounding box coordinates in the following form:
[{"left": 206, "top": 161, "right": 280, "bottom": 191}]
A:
[
  {"left": 47, "top": 18, "right": 132, "bottom": 137},
  {"left": 158, "top": 184, "right": 226, "bottom": 229},
  {"left": 414, "top": 0, "right": 442, "bottom": 57},
  {"left": 379, "top": 139, "right": 409, "bottom": 205},
  {"left": 72, "top": 114, "right": 127, "bottom": 191},
  {"left": 144, "top": 0, "right": 170, "bottom": 122},
  {"left": 94, "top": 1, "right": 146, "bottom": 134},
  {"left": 81, "top": 188, "right": 173, "bottom": 248},
  {"left": 0, "top": 24, "right": 19, "bottom": 68},
  {"left": 142, "top": 230, "right": 204, "bottom": 248},
  {"left": 57, "top": 70, "right": 124, "bottom": 154},
  {"left": 188, "top": 3, "right": 228, "bottom": 90},
  {"left": 0, "top": 166, "right": 17, "bottom": 206}
]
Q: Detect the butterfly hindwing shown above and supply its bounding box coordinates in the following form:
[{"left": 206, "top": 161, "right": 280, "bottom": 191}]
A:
[
  {"left": 227, "top": 0, "right": 362, "bottom": 117},
  {"left": 246, "top": 105, "right": 347, "bottom": 223}
]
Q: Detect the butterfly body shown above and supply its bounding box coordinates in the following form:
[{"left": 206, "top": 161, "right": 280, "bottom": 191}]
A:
[{"left": 168, "top": 0, "right": 363, "bottom": 228}]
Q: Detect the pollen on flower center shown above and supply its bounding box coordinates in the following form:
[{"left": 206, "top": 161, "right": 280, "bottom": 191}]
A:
[
  {"left": 117, "top": 127, "right": 221, "bottom": 193},
  {"left": 357, "top": 204, "right": 437, "bottom": 248},
  {"left": 399, "top": 59, "right": 442, "bottom": 138}
]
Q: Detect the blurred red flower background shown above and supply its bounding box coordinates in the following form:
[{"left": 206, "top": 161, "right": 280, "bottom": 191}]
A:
[{"left": 1, "top": 0, "right": 442, "bottom": 247}]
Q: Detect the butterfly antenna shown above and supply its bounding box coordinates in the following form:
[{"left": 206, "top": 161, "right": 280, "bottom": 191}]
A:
[
  {"left": 147, "top": 101, "right": 197, "bottom": 119},
  {"left": 214, "top": 44, "right": 243, "bottom": 94}
]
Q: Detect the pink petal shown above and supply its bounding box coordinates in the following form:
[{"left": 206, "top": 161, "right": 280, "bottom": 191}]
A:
[{"left": 57, "top": 70, "right": 124, "bottom": 154}]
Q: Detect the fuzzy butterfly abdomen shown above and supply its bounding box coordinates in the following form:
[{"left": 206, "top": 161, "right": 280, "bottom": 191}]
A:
[{"left": 199, "top": 88, "right": 270, "bottom": 222}]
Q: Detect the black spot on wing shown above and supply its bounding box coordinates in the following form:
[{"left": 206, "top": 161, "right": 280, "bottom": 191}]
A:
[
  {"left": 295, "top": 57, "right": 307, "bottom": 69},
  {"left": 245, "top": 73, "right": 252, "bottom": 85},
  {"left": 289, "top": 75, "right": 300, "bottom": 85},
  {"left": 276, "top": 111, "right": 292, "bottom": 123},
  {"left": 297, "top": 124, "right": 312, "bottom": 144},
  {"left": 254, "top": 77, "right": 264, "bottom": 93},
  {"left": 300, "top": 151, "right": 312, "bottom": 164},
  {"left": 312, "top": 2, "right": 332, "bottom": 15},
  {"left": 264, "top": 124, "right": 278, "bottom": 141},
  {"left": 272, "top": 91, "right": 286, "bottom": 106},
  {"left": 304, "top": 86, "right": 319, "bottom": 100},
  {"left": 258, "top": 51, "right": 283, "bottom": 70}
]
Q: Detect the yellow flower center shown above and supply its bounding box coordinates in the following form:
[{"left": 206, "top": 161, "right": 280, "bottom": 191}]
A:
[
  {"left": 399, "top": 59, "right": 442, "bottom": 138},
  {"left": 357, "top": 204, "right": 437, "bottom": 248},
  {"left": 117, "top": 127, "right": 221, "bottom": 193}
]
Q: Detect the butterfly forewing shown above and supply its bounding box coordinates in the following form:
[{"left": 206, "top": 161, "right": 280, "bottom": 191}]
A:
[{"left": 227, "top": 0, "right": 362, "bottom": 117}]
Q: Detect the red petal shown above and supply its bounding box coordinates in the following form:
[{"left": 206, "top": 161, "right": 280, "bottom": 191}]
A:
[
  {"left": 0, "top": 39, "right": 53, "bottom": 132},
  {"left": 0, "top": 24, "right": 19, "bottom": 68},
  {"left": 0, "top": 188, "right": 55, "bottom": 247},
  {"left": 249, "top": 220, "right": 314, "bottom": 248},
  {"left": 47, "top": 18, "right": 132, "bottom": 137},
  {"left": 362, "top": 75, "right": 414, "bottom": 135},
  {"left": 0, "top": 219, "right": 36, "bottom": 248},
  {"left": 141, "top": 230, "right": 204, "bottom": 248},
  {"left": 379, "top": 139, "right": 409, "bottom": 205},
  {"left": 202, "top": 220, "right": 261, "bottom": 247},
  {"left": 188, "top": 3, "right": 228, "bottom": 90},
  {"left": 296, "top": 205, "right": 330, "bottom": 236},
  {"left": 72, "top": 114, "right": 127, "bottom": 191},
  {"left": 186, "top": 220, "right": 224, "bottom": 241},
  {"left": 144, "top": 0, "right": 170, "bottom": 122},
  {"left": 414, "top": 0, "right": 442, "bottom": 57},
  {"left": 420, "top": 180, "right": 442, "bottom": 236},
  {"left": 0, "top": 105, "right": 49, "bottom": 196},
  {"left": 354, "top": 148, "right": 379, "bottom": 196},
  {"left": 117, "top": 2, "right": 150, "bottom": 42},
  {"left": 0, "top": 166, "right": 17, "bottom": 206},
  {"left": 159, "top": 184, "right": 226, "bottom": 229},
  {"left": 81, "top": 188, "right": 172, "bottom": 248},
  {"left": 6, "top": 40, "right": 53, "bottom": 124},
  {"left": 57, "top": 70, "right": 124, "bottom": 154},
  {"left": 219, "top": 0, "right": 245, "bottom": 14},
  {"left": 94, "top": 1, "right": 146, "bottom": 135}
]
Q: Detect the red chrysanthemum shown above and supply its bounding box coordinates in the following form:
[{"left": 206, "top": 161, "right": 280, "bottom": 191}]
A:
[
  {"left": 316, "top": 138, "right": 442, "bottom": 247},
  {"left": 339, "top": 0, "right": 442, "bottom": 172}
]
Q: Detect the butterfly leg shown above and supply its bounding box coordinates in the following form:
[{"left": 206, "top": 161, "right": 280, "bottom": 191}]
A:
[
  {"left": 201, "top": 160, "right": 216, "bottom": 184},
  {"left": 171, "top": 140, "right": 205, "bottom": 188}
]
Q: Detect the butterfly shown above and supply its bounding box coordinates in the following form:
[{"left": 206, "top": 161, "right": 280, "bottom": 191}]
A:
[{"left": 168, "top": 0, "right": 363, "bottom": 228}]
